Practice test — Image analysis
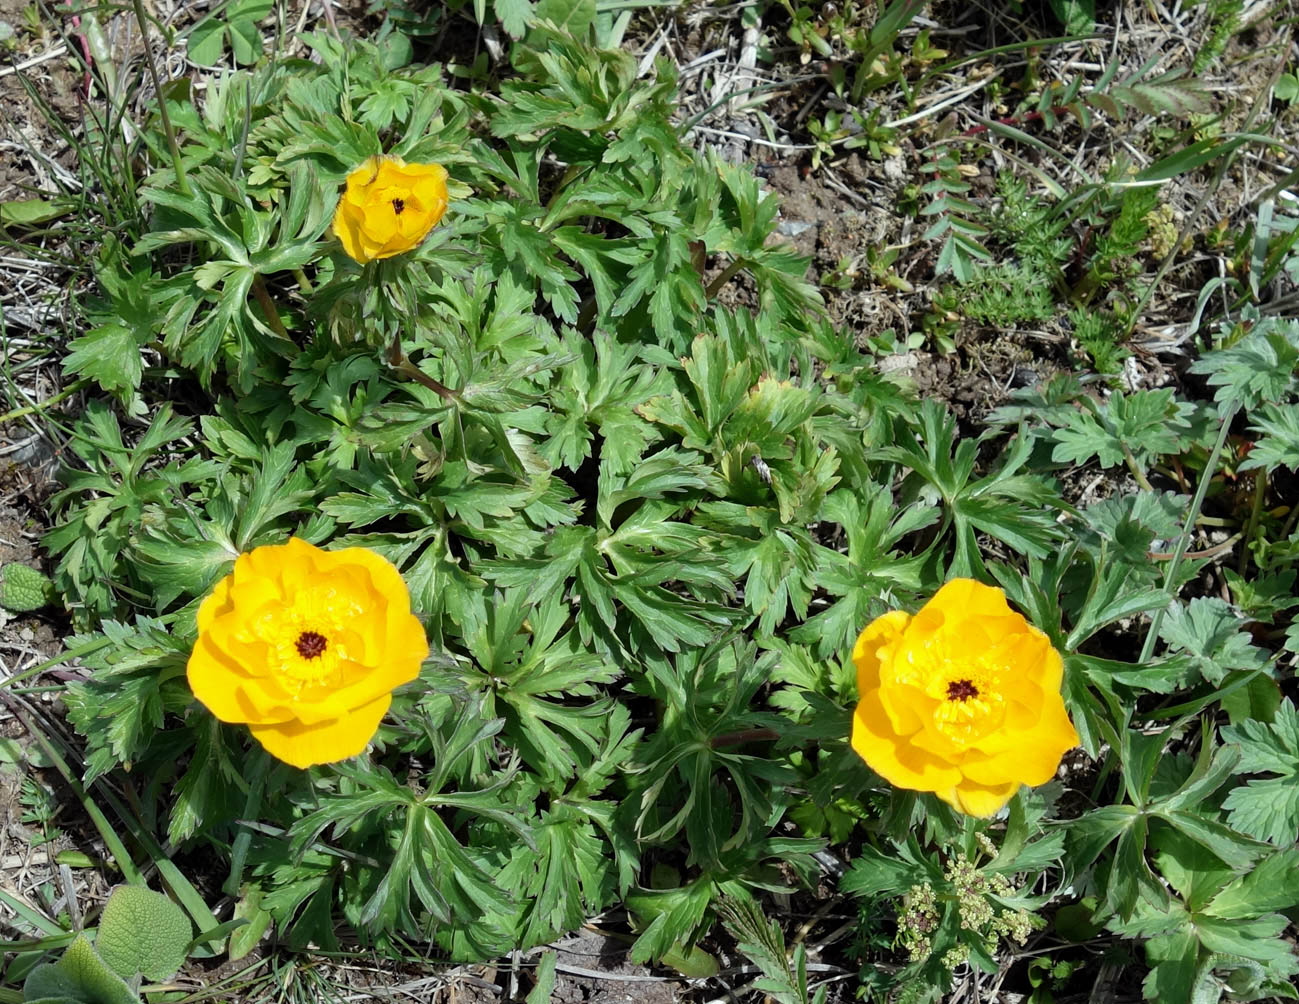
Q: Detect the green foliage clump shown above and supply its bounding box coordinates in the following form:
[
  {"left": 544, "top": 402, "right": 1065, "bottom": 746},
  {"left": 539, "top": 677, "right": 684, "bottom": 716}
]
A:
[{"left": 22, "top": 6, "right": 1299, "bottom": 1003}]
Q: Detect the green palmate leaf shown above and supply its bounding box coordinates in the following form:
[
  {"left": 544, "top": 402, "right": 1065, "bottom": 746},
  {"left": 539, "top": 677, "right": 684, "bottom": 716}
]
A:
[
  {"left": 1066, "top": 565, "right": 1171, "bottom": 650},
  {"left": 725, "top": 524, "right": 820, "bottom": 637},
  {"left": 1150, "top": 825, "right": 1235, "bottom": 913},
  {"left": 1051, "top": 390, "right": 1193, "bottom": 469},
  {"left": 543, "top": 330, "right": 666, "bottom": 474},
  {"left": 1048, "top": 0, "right": 1093, "bottom": 31},
  {"left": 1223, "top": 568, "right": 1298, "bottom": 624},
  {"left": 512, "top": 805, "right": 613, "bottom": 946},
  {"left": 463, "top": 590, "right": 620, "bottom": 785},
  {"left": 626, "top": 876, "right": 714, "bottom": 965},
  {"left": 63, "top": 323, "right": 144, "bottom": 398},
  {"left": 595, "top": 446, "right": 710, "bottom": 528},
  {"left": 1152, "top": 810, "right": 1266, "bottom": 872},
  {"left": 766, "top": 641, "right": 854, "bottom": 723},
  {"left": 1220, "top": 699, "right": 1299, "bottom": 845},
  {"left": 187, "top": 0, "right": 272, "bottom": 65},
  {"left": 1082, "top": 490, "right": 1188, "bottom": 568},
  {"left": 1188, "top": 316, "right": 1299, "bottom": 415},
  {"left": 840, "top": 842, "right": 928, "bottom": 898},
  {"left": 1158, "top": 597, "right": 1271, "bottom": 686},
  {"left": 1239, "top": 401, "right": 1299, "bottom": 472},
  {"left": 787, "top": 489, "right": 932, "bottom": 660},
  {"left": 1204, "top": 847, "right": 1299, "bottom": 919},
  {"left": 63, "top": 617, "right": 193, "bottom": 782},
  {"left": 495, "top": 0, "right": 536, "bottom": 37},
  {"left": 633, "top": 640, "right": 795, "bottom": 869},
  {"left": 1142, "top": 923, "right": 1199, "bottom": 1004}
]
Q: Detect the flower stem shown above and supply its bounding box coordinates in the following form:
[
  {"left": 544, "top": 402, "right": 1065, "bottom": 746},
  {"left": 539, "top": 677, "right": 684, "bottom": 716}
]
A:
[
  {"left": 1279, "top": 501, "right": 1299, "bottom": 543},
  {"left": 0, "top": 378, "right": 90, "bottom": 426},
  {"left": 1146, "top": 533, "right": 1241, "bottom": 562},
  {"left": 386, "top": 336, "right": 460, "bottom": 403},
  {"left": 129, "top": 0, "right": 189, "bottom": 197},
  {"left": 251, "top": 274, "right": 290, "bottom": 339},
  {"left": 1139, "top": 404, "right": 1239, "bottom": 664},
  {"left": 1237, "top": 471, "right": 1266, "bottom": 576},
  {"left": 1120, "top": 443, "right": 1155, "bottom": 494},
  {"left": 704, "top": 258, "right": 748, "bottom": 299},
  {"left": 709, "top": 727, "right": 780, "bottom": 749}
]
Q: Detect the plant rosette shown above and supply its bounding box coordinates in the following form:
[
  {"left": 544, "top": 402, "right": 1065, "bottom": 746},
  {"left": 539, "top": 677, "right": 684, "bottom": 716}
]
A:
[
  {"left": 186, "top": 537, "right": 429, "bottom": 768},
  {"left": 850, "top": 578, "right": 1080, "bottom": 817}
]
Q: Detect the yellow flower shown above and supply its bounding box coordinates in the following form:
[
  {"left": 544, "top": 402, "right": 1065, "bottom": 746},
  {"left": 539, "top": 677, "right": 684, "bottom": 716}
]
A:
[
  {"left": 331, "top": 155, "right": 449, "bottom": 264},
  {"left": 187, "top": 538, "right": 428, "bottom": 768},
  {"left": 850, "top": 579, "right": 1079, "bottom": 817}
]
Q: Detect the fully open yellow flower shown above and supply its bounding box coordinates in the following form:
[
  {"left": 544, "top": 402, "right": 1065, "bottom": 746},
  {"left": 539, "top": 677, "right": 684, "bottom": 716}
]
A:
[
  {"left": 850, "top": 579, "right": 1079, "bottom": 817},
  {"left": 187, "top": 538, "right": 428, "bottom": 768},
  {"left": 331, "top": 155, "right": 449, "bottom": 264}
]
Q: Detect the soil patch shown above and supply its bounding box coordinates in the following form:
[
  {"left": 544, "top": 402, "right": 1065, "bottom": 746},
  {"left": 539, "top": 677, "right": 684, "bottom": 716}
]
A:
[{"left": 0, "top": 0, "right": 81, "bottom": 203}]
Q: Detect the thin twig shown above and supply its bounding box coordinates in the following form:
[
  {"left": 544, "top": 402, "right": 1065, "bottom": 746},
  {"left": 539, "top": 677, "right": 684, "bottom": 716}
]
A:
[{"left": 0, "top": 45, "right": 69, "bottom": 78}]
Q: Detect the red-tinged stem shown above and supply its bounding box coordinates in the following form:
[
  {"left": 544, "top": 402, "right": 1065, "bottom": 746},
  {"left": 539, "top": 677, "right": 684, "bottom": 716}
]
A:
[
  {"left": 251, "top": 274, "right": 290, "bottom": 339},
  {"left": 710, "top": 727, "right": 780, "bottom": 749},
  {"left": 958, "top": 106, "right": 1071, "bottom": 139}
]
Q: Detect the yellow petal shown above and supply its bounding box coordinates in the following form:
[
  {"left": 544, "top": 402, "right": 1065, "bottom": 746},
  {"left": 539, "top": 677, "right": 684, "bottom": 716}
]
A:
[
  {"left": 929, "top": 578, "right": 1014, "bottom": 621},
  {"left": 331, "top": 198, "right": 368, "bottom": 263},
  {"left": 248, "top": 694, "right": 392, "bottom": 769},
  {"left": 373, "top": 157, "right": 411, "bottom": 188},
  {"left": 852, "top": 689, "right": 961, "bottom": 791},
  {"left": 936, "top": 780, "right": 1019, "bottom": 817},
  {"left": 852, "top": 610, "right": 910, "bottom": 694},
  {"left": 196, "top": 573, "right": 234, "bottom": 634},
  {"left": 347, "top": 156, "right": 382, "bottom": 188},
  {"left": 1029, "top": 633, "right": 1064, "bottom": 691},
  {"left": 187, "top": 634, "right": 292, "bottom": 725},
  {"left": 960, "top": 727, "right": 1071, "bottom": 787},
  {"left": 331, "top": 641, "right": 424, "bottom": 710}
]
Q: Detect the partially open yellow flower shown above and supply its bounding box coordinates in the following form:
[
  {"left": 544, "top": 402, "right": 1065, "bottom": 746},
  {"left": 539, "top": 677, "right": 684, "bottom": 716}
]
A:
[
  {"left": 850, "top": 579, "right": 1079, "bottom": 817},
  {"left": 187, "top": 538, "right": 428, "bottom": 768},
  {"left": 331, "top": 155, "right": 449, "bottom": 264}
]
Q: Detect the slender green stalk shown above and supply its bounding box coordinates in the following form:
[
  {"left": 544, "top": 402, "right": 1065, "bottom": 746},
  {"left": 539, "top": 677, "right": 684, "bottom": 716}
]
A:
[
  {"left": 0, "top": 378, "right": 90, "bottom": 426},
  {"left": 1139, "top": 405, "right": 1239, "bottom": 664},
  {"left": 130, "top": 0, "right": 191, "bottom": 197},
  {"left": 386, "top": 335, "right": 460, "bottom": 402},
  {"left": 224, "top": 752, "right": 269, "bottom": 896},
  {"left": 1279, "top": 498, "right": 1299, "bottom": 543},
  {"left": 251, "top": 274, "right": 290, "bottom": 339},
  {"left": 12, "top": 703, "right": 144, "bottom": 884},
  {"left": 704, "top": 258, "right": 747, "bottom": 299},
  {"left": 1120, "top": 443, "right": 1155, "bottom": 494},
  {"left": 1238, "top": 470, "right": 1267, "bottom": 576}
]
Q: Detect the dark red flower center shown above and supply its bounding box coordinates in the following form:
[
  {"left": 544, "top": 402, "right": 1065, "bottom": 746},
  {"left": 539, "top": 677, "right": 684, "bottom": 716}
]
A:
[
  {"left": 295, "top": 631, "right": 328, "bottom": 660},
  {"left": 946, "top": 679, "right": 979, "bottom": 702},
  {"left": 392, "top": 198, "right": 405, "bottom": 215}
]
